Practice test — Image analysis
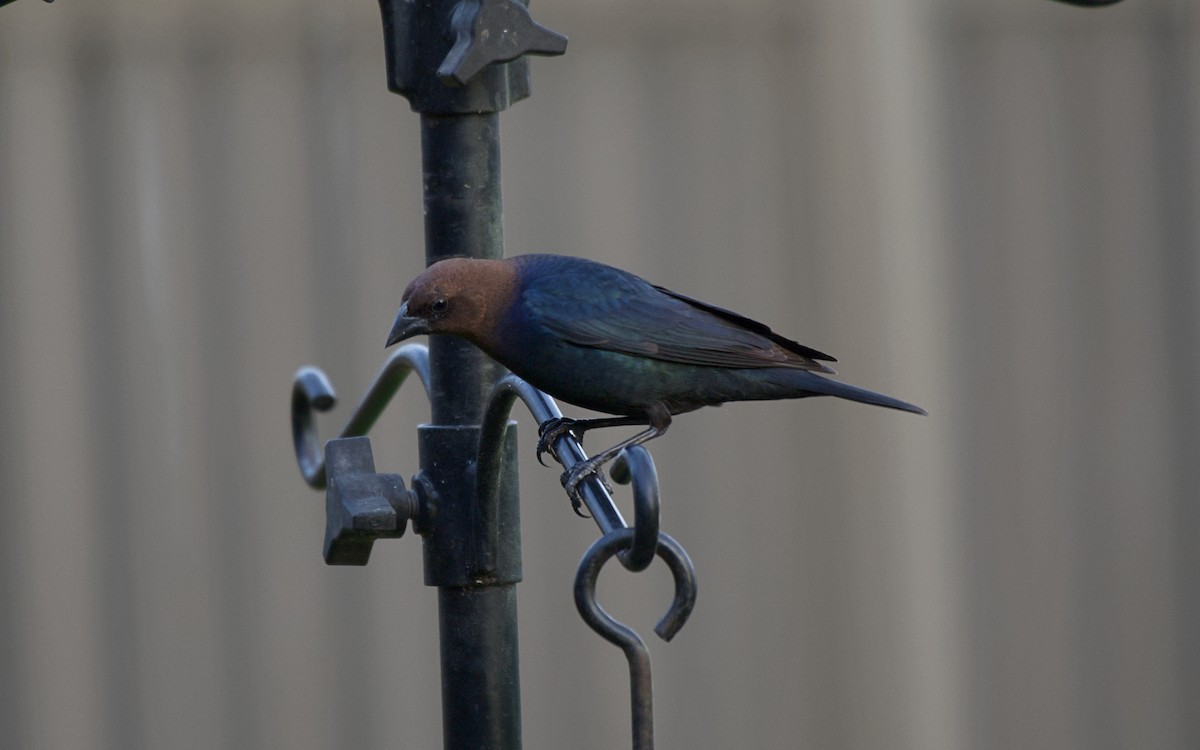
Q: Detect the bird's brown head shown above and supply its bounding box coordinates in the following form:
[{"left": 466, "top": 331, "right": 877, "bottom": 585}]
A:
[{"left": 386, "top": 257, "right": 517, "bottom": 349}]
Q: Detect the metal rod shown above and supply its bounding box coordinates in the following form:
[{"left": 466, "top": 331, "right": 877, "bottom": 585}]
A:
[
  {"left": 477, "top": 374, "right": 662, "bottom": 571},
  {"left": 478, "top": 373, "right": 626, "bottom": 534},
  {"left": 437, "top": 584, "right": 522, "bottom": 749},
  {"left": 421, "top": 112, "right": 505, "bottom": 425},
  {"left": 417, "top": 110, "right": 522, "bottom": 750}
]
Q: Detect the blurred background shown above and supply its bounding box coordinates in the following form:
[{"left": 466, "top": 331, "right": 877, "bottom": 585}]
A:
[{"left": 1, "top": 0, "right": 1195, "bottom": 748}]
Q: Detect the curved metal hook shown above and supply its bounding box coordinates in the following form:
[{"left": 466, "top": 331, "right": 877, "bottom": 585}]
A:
[
  {"left": 609, "top": 446, "right": 659, "bottom": 573},
  {"left": 478, "top": 373, "right": 625, "bottom": 530},
  {"left": 477, "top": 373, "right": 666, "bottom": 575},
  {"left": 574, "top": 529, "right": 698, "bottom": 750},
  {"left": 575, "top": 529, "right": 697, "bottom": 642},
  {"left": 293, "top": 367, "right": 338, "bottom": 487},
  {"left": 291, "top": 344, "right": 432, "bottom": 488}
]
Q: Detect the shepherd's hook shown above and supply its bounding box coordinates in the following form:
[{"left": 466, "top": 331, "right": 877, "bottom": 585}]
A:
[{"left": 292, "top": 344, "right": 431, "bottom": 488}]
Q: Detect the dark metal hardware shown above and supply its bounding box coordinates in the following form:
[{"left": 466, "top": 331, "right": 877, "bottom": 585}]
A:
[
  {"left": 476, "top": 372, "right": 697, "bottom": 748},
  {"left": 378, "top": 0, "right": 566, "bottom": 115},
  {"left": 291, "top": 344, "right": 433, "bottom": 565},
  {"left": 322, "top": 436, "right": 423, "bottom": 565},
  {"left": 609, "top": 447, "right": 660, "bottom": 573},
  {"left": 439, "top": 0, "right": 568, "bottom": 87},
  {"left": 291, "top": 343, "right": 431, "bottom": 489},
  {"left": 395, "top": 7, "right": 533, "bottom": 737},
  {"left": 419, "top": 421, "right": 522, "bottom": 587},
  {"left": 0, "top": 0, "right": 55, "bottom": 8},
  {"left": 297, "top": 354, "right": 691, "bottom": 742},
  {"left": 4, "top": 0, "right": 699, "bottom": 741},
  {"left": 478, "top": 374, "right": 665, "bottom": 568},
  {"left": 575, "top": 529, "right": 698, "bottom": 750}
]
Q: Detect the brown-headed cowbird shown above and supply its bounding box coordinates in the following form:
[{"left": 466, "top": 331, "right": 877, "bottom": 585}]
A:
[{"left": 387, "top": 254, "right": 925, "bottom": 498}]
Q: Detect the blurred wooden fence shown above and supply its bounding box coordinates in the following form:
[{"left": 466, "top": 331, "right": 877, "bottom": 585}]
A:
[{"left": 0, "top": 1, "right": 1195, "bottom": 748}]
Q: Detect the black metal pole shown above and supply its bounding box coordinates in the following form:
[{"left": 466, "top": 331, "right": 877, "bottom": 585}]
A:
[
  {"left": 418, "top": 111, "right": 522, "bottom": 750},
  {"left": 371, "top": 2, "right": 565, "bottom": 746},
  {"left": 421, "top": 113, "right": 505, "bottom": 424}
]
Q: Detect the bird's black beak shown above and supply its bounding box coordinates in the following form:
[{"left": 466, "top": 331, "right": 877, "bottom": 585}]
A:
[{"left": 385, "top": 302, "right": 429, "bottom": 347}]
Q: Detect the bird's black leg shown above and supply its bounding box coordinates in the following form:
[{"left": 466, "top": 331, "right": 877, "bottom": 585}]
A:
[
  {"left": 536, "top": 415, "right": 649, "bottom": 466},
  {"left": 560, "top": 408, "right": 672, "bottom": 511}
]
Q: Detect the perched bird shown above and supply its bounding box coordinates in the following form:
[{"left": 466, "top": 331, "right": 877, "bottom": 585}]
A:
[{"left": 386, "top": 253, "right": 925, "bottom": 500}]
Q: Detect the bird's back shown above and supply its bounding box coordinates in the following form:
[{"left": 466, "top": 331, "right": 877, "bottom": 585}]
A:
[{"left": 508, "top": 254, "right": 836, "bottom": 373}]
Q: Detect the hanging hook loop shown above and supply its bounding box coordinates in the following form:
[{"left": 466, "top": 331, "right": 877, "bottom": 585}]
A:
[
  {"left": 291, "top": 344, "right": 431, "bottom": 488},
  {"left": 574, "top": 529, "right": 697, "bottom": 750}
]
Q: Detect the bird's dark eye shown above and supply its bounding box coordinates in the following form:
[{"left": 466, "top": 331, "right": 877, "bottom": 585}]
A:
[{"left": 431, "top": 298, "right": 449, "bottom": 315}]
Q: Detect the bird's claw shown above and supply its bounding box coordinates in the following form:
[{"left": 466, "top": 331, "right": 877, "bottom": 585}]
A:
[
  {"left": 563, "top": 479, "right": 592, "bottom": 517},
  {"left": 560, "top": 456, "right": 614, "bottom": 516},
  {"left": 538, "top": 417, "right": 605, "bottom": 515},
  {"left": 536, "top": 417, "right": 581, "bottom": 467}
]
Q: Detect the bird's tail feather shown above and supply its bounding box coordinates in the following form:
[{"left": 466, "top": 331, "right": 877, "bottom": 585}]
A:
[{"left": 783, "top": 370, "right": 928, "bottom": 416}]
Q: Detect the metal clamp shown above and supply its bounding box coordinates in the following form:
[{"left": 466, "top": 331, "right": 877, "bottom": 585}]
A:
[
  {"left": 291, "top": 344, "right": 433, "bottom": 564},
  {"left": 322, "top": 436, "right": 429, "bottom": 565}
]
